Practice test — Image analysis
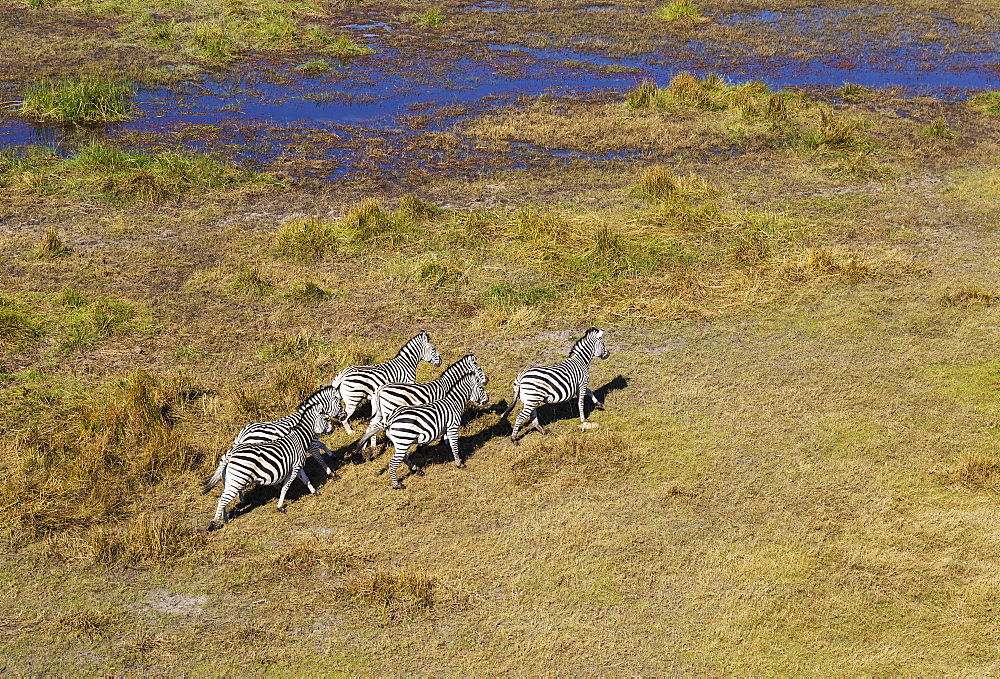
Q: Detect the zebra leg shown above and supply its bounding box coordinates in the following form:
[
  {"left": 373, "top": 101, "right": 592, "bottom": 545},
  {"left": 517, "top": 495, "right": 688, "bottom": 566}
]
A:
[
  {"left": 402, "top": 452, "right": 423, "bottom": 476},
  {"left": 511, "top": 405, "right": 533, "bottom": 444},
  {"left": 313, "top": 440, "right": 335, "bottom": 458},
  {"left": 587, "top": 387, "right": 605, "bottom": 410},
  {"left": 277, "top": 462, "right": 304, "bottom": 512},
  {"left": 530, "top": 409, "right": 549, "bottom": 435},
  {"left": 308, "top": 444, "right": 336, "bottom": 478},
  {"left": 447, "top": 426, "right": 465, "bottom": 468},
  {"left": 578, "top": 387, "right": 588, "bottom": 423},
  {"left": 389, "top": 445, "right": 409, "bottom": 489},
  {"left": 297, "top": 468, "right": 317, "bottom": 494},
  {"left": 209, "top": 480, "right": 240, "bottom": 530},
  {"left": 340, "top": 398, "right": 359, "bottom": 435}
]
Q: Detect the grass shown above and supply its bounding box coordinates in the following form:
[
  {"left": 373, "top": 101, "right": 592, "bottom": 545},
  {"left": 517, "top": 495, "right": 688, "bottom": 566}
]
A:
[
  {"left": 969, "top": 91, "right": 1000, "bottom": 116},
  {"left": 654, "top": 0, "right": 707, "bottom": 24},
  {"left": 19, "top": 76, "right": 135, "bottom": 124},
  {"left": 8, "top": 12, "right": 1000, "bottom": 673},
  {"left": 414, "top": 7, "right": 445, "bottom": 28},
  {"left": 923, "top": 116, "right": 955, "bottom": 138},
  {"left": 294, "top": 59, "right": 332, "bottom": 74},
  {"left": 323, "top": 35, "right": 375, "bottom": 58},
  {"left": 0, "top": 142, "right": 277, "bottom": 204},
  {"left": 32, "top": 229, "right": 69, "bottom": 259}
]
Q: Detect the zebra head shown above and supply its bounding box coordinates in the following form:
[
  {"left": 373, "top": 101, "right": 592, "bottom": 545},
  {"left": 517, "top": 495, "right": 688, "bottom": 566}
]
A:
[
  {"left": 470, "top": 377, "right": 490, "bottom": 408},
  {"left": 572, "top": 327, "right": 610, "bottom": 361},
  {"left": 308, "top": 406, "right": 336, "bottom": 436},
  {"left": 419, "top": 330, "right": 442, "bottom": 367},
  {"left": 300, "top": 386, "right": 347, "bottom": 422},
  {"left": 460, "top": 353, "right": 489, "bottom": 386},
  {"left": 590, "top": 327, "right": 610, "bottom": 360}
]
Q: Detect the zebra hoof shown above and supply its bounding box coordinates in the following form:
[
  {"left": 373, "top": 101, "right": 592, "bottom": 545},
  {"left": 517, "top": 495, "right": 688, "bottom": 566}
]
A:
[
  {"left": 456, "top": 461, "right": 466, "bottom": 469},
  {"left": 593, "top": 402, "right": 606, "bottom": 411},
  {"left": 580, "top": 421, "right": 600, "bottom": 431},
  {"left": 414, "top": 467, "right": 425, "bottom": 476},
  {"left": 277, "top": 506, "right": 287, "bottom": 513},
  {"left": 206, "top": 521, "right": 221, "bottom": 532},
  {"left": 392, "top": 482, "right": 405, "bottom": 490},
  {"left": 331, "top": 472, "right": 341, "bottom": 481},
  {"left": 510, "top": 436, "right": 520, "bottom": 446}
]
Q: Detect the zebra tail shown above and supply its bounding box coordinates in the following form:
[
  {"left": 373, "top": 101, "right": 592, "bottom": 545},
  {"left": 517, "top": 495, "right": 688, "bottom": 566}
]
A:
[
  {"left": 201, "top": 458, "right": 226, "bottom": 494},
  {"left": 500, "top": 383, "right": 519, "bottom": 420}
]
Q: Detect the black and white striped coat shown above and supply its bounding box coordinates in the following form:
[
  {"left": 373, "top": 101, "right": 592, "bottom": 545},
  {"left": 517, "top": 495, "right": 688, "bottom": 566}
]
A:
[
  {"left": 331, "top": 331, "right": 442, "bottom": 434},
  {"left": 203, "top": 387, "right": 346, "bottom": 492},
  {"left": 501, "top": 327, "right": 609, "bottom": 444},
  {"left": 355, "top": 354, "right": 488, "bottom": 457},
  {"left": 204, "top": 406, "right": 334, "bottom": 530},
  {"left": 382, "top": 372, "right": 490, "bottom": 489}
]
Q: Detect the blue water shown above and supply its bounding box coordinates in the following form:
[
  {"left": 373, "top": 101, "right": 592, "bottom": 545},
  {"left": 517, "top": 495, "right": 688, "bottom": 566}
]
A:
[{"left": 2, "top": 5, "right": 1000, "bottom": 178}]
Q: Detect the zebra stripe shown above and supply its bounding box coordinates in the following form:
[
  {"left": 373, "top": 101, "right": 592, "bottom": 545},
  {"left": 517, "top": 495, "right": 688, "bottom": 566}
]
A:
[
  {"left": 331, "top": 331, "right": 441, "bottom": 434},
  {"left": 501, "top": 327, "right": 609, "bottom": 444},
  {"left": 355, "top": 353, "right": 488, "bottom": 457},
  {"left": 382, "top": 372, "right": 490, "bottom": 489},
  {"left": 202, "top": 387, "right": 346, "bottom": 493},
  {"left": 206, "top": 406, "right": 334, "bottom": 530}
]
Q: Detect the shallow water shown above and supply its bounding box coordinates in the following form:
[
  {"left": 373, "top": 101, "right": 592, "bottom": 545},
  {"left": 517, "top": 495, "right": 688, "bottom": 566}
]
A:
[{"left": 2, "top": 6, "right": 999, "bottom": 179}]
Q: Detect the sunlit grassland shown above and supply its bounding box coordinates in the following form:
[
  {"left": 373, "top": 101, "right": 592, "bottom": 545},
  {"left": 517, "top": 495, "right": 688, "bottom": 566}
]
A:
[{"left": 4, "top": 84, "right": 1000, "bottom": 673}]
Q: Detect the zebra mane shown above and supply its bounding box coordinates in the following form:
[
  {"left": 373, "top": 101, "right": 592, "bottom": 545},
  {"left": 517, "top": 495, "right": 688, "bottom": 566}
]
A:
[
  {"left": 444, "top": 371, "right": 480, "bottom": 395},
  {"left": 569, "top": 328, "right": 601, "bottom": 358},
  {"left": 397, "top": 331, "right": 429, "bottom": 357},
  {"left": 297, "top": 386, "right": 335, "bottom": 413},
  {"left": 440, "top": 354, "right": 475, "bottom": 379}
]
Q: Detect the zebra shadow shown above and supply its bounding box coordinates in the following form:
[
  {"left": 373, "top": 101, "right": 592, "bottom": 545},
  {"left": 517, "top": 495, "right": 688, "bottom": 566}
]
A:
[
  {"left": 224, "top": 452, "right": 349, "bottom": 521},
  {"left": 493, "top": 373, "right": 630, "bottom": 432}
]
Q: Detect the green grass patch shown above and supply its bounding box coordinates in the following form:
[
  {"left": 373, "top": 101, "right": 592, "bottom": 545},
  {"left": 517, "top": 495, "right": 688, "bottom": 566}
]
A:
[
  {"left": 0, "top": 143, "right": 276, "bottom": 204},
  {"left": 323, "top": 35, "right": 375, "bottom": 58},
  {"left": 414, "top": 7, "right": 445, "bottom": 28},
  {"left": 654, "top": 0, "right": 707, "bottom": 23},
  {"left": 969, "top": 91, "right": 1000, "bottom": 116},
  {"left": 20, "top": 76, "right": 135, "bottom": 124},
  {"left": 32, "top": 229, "right": 69, "bottom": 259},
  {"left": 0, "top": 299, "right": 45, "bottom": 350},
  {"left": 294, "top": 59, "right": 332, "bottom": 74},
  {"left": 923, "top": 116, "right": 955, "bottom": 139},
  {"left": 272, "top": 216, "right": 338, "bottom": 260}
]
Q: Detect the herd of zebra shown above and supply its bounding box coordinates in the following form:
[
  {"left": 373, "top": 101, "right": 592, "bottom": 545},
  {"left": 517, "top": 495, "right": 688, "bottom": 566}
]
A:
[{"left": 202, "top": 327, "right": 611, "bottom": 530}]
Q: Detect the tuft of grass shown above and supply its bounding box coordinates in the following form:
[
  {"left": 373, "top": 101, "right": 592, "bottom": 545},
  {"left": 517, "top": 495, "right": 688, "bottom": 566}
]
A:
[
  {"left": 923, "top": 116, "right": 955, "bottom": 139},
  {"left": 969, "top": 91, "right": 1000, "bottom": 116},
  {"left": 20, "top": 76, "right": 135, "bottom": 124},
  {"left": 337, "top": 198, "right": 410, "bottom": 245},
  {"left": 820, "top": 152, "right": 894, "bottom": 181},
  {"left": 417, "top": 260, "right": 464, "bottom": 288},
  {"left": 340, "top": 568, "right": 436, "bottom": 611},
  {"left": 32, "top": 229, "right": 69, "bottom": 259},
  {"left": 397, "top": 194, "right": 442, "bottom": 220},
  {"left": 837, "top": 82, "right": 875, "bottom": 102},
  {"left": 415, "top": 7, "right": 445, "bottom": 28},
  {"left": 632, "top": 166, "right": 678, "bottom": 201},
  {"left": 483, "top": 282, "right": 554, "bottom": 310},
  {"left": 2, "top": 142, "right": 277, "bottom": 204},
  {"left": 58, "top": 287, "right": 86, "bottom": 308},
  {"left": 86, "top": 511, "right": 201, "bottom": 566},
  {"left": 191, "top": 21, "right": 235, "bottom": 61},
  {"left": 654, "top": 0, "right": 707, "bottom": 24},
  {"left": 272, "top": 216, "right": 337, "bottom": 260},
  {"left": 294, "top": 59, "right": 332, "bottom": 74},
  {"left": 800, "top": 109, "right": 869, "bottom": 152},
  {"left": 625, "top": 79, "right": 660, "bottom": 110},
  {"left": 510, "top": 430, "right": 636, "bottom": 486},
  {"left": 287, "top": 281, "right": 332, "bottom": 302},
  {"left": 229, "top": 266, "right": 273, "bottom": 297},
  {"left": 958, "top": 453, "right": 1000, "bottom": 490},
  {"left": 584, "top": 225, "right": 664, "bottom": 279},
  {"left": 0, "top": 300, "right": 44, "bottom": 350},
  {"left": 941, "top": 285, "right": 997, "bottom": 308},
  {"left": 324, "top": 35, "right": 375, "bottom": 58}
]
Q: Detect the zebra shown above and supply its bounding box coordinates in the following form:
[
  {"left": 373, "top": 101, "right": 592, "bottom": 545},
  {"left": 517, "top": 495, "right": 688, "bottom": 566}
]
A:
[
  {"left": 202, "top": 386, "right": 347, "bottom": 494},
  {"left": 354, "top": 353, "right": 488, "bottom": 459},
  {"left": 331, "top": 331, "right": 442, "bottom": 435},
  {"left": 203, "top": 404, "right": 335, "bottom": 530},
  {"left": 501, "top": 327, "right": 610, "bottom": 445},
  {"left": 381, "top": 372, "right": 490, "bottom": 489}
]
